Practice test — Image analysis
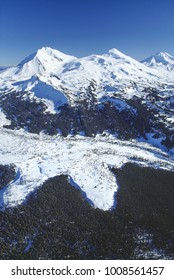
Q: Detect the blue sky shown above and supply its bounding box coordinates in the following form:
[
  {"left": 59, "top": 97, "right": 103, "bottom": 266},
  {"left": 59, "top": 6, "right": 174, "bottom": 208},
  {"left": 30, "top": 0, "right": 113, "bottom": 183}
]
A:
[{"left": 0, "top": 0, "right": 174, "bottom": 65}]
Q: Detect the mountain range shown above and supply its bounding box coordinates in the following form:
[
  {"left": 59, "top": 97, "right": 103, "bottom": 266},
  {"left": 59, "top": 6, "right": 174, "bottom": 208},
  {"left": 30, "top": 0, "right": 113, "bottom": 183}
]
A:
[
  {"left": 0, "top": 47, "right": 174, "bottom": 259},
  {"left": 0, "top": 47, "right": 174, "bottom": 149},
  {"left": 0, "top": 45, "right": 174, "bottom": 210}
]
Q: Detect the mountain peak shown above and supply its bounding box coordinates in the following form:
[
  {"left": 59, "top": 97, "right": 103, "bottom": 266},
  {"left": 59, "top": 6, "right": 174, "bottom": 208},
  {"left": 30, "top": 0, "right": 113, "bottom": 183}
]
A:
[
  {"left": 141, "top": 51, "right": 174, "bottom": 67},
  {"left": 15, "top": 47, "right": 76, "bottom": 79},
  {"left": 107, "top": 48, "right": 129, "bottom": 59},
  {"left": 19, "top": 46, "right": 76, "bottom": 66},
  {"left": 155, "top": 51, "right": 171, "bottom": 57},
  {"left": 36, "top": 46, "right": 76, "bottom": 61},
  {"left": 108, "top": 48, "right": 124, "bottom": 55},
  {"left": 106, "top": 48, "right": 139, "bottom": 65}
]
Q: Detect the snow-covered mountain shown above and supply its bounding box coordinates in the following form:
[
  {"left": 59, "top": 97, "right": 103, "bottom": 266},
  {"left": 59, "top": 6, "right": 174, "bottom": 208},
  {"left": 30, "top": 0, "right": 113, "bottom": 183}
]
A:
[
  {"left": 0, "top": 46, "right": 174, "bottom": 211},
  {"left": 1, "top": 47, "right": 174, "bottom": 261},
  {"left": 5, "top": 47, "right": 76, "bottom": 79},
  {"left": 1, "top": 47, "right": 173, "bottom": 99},
  {"left": 1, "top": 47, "right": 174, "bottom": 103},
  {"left": 141, "top": 52, "right": 174, "bottom": 70},
  {"left": 0, "top": 46, "right": 173, "bottom": 147}
]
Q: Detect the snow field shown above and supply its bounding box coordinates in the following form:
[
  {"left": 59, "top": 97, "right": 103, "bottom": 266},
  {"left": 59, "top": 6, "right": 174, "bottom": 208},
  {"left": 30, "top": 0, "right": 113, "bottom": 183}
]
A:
[{"left": 0, "top": 112, "right": 173, "bottom": 211}]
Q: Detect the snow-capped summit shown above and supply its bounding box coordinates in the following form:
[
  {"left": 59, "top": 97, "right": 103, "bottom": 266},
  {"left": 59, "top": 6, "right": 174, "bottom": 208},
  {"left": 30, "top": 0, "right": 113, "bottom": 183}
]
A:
[
  {"left": 1, "top": 47, "right": 76, "bottom": 81},
  {"left": 107, "top": 48, "right": 134, "bottom": 61},
  {"left": 18, "top": 46, "right": 76, "bottom": 78},
  {"left": 141, "top": 52, "right": 174, "bottom": 69},
  {"left": 19, "top": 47, "right": 76, "bottom": 66}
]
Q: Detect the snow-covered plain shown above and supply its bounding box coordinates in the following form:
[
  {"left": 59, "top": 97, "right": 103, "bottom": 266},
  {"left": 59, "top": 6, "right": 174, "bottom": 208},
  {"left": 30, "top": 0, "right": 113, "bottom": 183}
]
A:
[{"left": 0, "top": 111, "right": 174, "bottom": 211}]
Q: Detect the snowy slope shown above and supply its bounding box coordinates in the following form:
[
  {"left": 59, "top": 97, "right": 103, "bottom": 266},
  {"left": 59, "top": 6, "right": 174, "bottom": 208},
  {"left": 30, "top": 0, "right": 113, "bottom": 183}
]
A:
[
  {"left": 12, "top": 76, "right": 69, "bottom": 113},
  {"left": 0, "top": 66, "right": 10, "bottom": 72}
]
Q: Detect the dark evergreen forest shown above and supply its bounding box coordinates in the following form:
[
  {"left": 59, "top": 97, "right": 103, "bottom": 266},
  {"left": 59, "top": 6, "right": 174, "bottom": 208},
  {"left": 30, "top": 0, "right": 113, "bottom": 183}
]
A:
[{"left": 0, "top": 163, "right": 174, "bottom": 259}]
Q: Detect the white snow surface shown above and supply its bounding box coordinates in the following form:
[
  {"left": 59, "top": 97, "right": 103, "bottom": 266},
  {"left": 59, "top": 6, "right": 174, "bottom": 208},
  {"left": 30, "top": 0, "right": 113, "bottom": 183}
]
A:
[
  {"left": 0, "top": 110, "right": 174, "bottom": 211},
  {"left": 12, "top": 76, "right": 69, "bottom": 113}
]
